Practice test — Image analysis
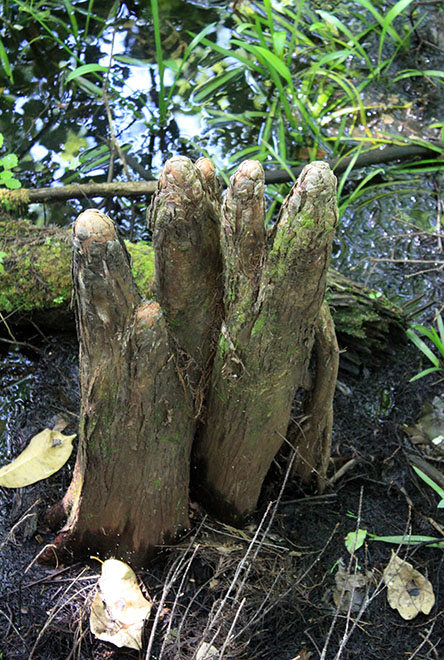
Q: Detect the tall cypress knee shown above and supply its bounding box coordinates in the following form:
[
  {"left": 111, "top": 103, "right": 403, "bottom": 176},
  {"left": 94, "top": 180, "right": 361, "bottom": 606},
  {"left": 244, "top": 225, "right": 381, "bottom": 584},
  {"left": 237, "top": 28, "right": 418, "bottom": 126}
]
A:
[{"left": 194, "top": 161, "right": 338, "bottom": 523}]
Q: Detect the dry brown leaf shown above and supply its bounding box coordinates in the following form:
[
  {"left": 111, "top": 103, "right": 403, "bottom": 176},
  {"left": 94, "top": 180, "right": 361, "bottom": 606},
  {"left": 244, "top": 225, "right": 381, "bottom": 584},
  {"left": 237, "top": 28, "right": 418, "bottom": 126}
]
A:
[
  {"left": 383, "top": 551, "right": 435, "bottom": 620},
  {"left": 405, "top": 396, "right": 444, "bottom": 453},
  {"left": 90, "top": 559, "right": 151, "bottom": 650},
  {"left": 333, "top": 563, "right": 373, "bottom": 613}
]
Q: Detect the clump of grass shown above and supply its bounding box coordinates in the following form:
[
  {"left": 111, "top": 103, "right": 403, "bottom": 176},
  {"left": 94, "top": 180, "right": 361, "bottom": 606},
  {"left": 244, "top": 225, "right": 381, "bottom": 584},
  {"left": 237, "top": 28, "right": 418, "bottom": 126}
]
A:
[{"left": 407, "top": 312, "right": 444, "bottom": 382}]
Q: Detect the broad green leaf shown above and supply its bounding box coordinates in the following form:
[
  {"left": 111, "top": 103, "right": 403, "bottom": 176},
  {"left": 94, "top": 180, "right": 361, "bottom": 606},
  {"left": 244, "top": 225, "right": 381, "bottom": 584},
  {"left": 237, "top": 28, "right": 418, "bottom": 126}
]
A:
[
  {"left": 0, "top": 429, "right": 76, "bottom": 487},
  {"left": 90, "top": 559, "right": 152, "bottom": 650},
  {"left": 0, "top": 174, "right": 21, "bottom": 189},
  {"left": 272, "top": 31, "right": 287, "bottom": 56},
  {"left": 345, "top": 528, "right": 367, "bottom": 553},
  {"left": 0, "top": 153, "right": 18, "bottom": 169}
]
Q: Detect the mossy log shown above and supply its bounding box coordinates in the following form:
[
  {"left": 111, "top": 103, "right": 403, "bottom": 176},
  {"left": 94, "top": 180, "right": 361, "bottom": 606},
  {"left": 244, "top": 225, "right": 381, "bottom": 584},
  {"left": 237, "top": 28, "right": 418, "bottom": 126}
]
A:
[{"left": 0, "top": 213, "right": 405, "bottom": 367}]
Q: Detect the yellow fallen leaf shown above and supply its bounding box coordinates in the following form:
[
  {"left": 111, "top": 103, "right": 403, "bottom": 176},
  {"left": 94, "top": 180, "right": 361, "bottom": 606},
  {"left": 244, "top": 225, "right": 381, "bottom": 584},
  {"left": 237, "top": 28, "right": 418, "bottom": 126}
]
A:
[
  {"left": 90, "top": 559, "right": 151, "bottom": 650},
  {"left": 0, "top": 429, "right": 76, "bottom": 487},
  {"left": 383, "top": 551, "right": 435, "bottom": 620}
]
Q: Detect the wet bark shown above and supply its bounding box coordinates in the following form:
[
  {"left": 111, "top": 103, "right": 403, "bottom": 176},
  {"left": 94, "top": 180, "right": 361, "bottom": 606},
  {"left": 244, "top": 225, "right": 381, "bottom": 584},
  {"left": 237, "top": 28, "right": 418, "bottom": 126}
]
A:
[
  {"left": 290, "top": 302, "right": 339, "bottom": 490},
  {"left": 58, "top": 210, "right": 194, "bottom": 566}
]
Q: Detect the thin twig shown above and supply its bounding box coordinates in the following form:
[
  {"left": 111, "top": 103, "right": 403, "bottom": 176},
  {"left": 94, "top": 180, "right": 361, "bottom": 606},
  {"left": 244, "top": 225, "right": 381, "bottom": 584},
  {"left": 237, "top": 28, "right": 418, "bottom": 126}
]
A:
[
  {"left": 145, "top": 517, "right": 207, "bottom": 660},
  {"left": 407, "top": 620, "right": 436, "bottom": 660},
  {"left": 28, "top": 570, "right": 89, "bottom": 660},
  {"left": 320, "top": 487, "right": 365, "bottom": 660}
]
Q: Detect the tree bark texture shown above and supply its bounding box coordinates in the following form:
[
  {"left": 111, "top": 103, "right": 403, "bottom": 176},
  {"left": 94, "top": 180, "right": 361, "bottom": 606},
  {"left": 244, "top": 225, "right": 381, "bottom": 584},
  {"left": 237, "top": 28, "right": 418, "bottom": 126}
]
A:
[
  {"left": 51, "top": 158, "right": 225, "bottom": 565},
  {"left": 15, "top": 156, "right": 415, "bottom": 566},
  {"left": 193, "top": 161, "right": 338, "bottom": 521},
  {"left": 61, "top": 209, "right": 196, "bottom": 565},
  {"left": 48, "top": 157, "right": 340, "bottom": 566},
  {"left": 0, "top": 216, "right": 406, "bottom": 367},
  {"left": 290, "top": 302, "right": 339, "bottom": 490}
]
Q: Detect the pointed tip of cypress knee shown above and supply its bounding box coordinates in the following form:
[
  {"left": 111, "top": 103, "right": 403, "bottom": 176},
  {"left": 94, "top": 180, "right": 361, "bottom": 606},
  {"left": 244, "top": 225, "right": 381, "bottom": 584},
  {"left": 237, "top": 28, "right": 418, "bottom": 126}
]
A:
[
  {"left": 158, "top": 155, "right": 204, "bottom": 194},
  {"left": 73, "top": 209, "right": 116, "bottom": 247},
  {"left": 298, "top": 160, "right": 337, "bottom": 201}
]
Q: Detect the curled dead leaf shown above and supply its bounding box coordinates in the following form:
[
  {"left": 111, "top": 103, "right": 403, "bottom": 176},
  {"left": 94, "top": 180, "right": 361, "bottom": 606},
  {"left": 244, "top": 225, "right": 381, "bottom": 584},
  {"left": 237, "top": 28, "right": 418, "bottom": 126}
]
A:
[
  {"left": 383, "top": 551, "right": 435, "bottom": 620},
  {"left": 333, "top": 562, "right": 373, "bottom": 613},
  {"left": 90, "top": 559, "right": 151, "bottom": 650}
]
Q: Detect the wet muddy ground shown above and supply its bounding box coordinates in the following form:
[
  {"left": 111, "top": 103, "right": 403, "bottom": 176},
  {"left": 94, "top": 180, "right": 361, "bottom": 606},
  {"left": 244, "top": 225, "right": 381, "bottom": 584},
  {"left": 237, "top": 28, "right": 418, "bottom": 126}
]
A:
[{"left": 0, "top": 318, "right": 443, "bottom": 659}]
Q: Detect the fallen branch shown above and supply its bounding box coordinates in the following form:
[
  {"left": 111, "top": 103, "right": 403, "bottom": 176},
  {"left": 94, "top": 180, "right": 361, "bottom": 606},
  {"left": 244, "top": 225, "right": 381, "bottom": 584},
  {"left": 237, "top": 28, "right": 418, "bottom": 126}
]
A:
[
  {"left": 0, "top": 142, "right": 442, "bottom": 207},
  {"left": 0, "top": 216, "right": 406, "bottom": 367}
]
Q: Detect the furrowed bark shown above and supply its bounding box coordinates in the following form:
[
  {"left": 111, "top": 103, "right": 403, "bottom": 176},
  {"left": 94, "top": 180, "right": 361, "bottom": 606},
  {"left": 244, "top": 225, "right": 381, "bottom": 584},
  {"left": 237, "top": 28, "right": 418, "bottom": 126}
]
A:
[
  {"left": 50, "top": 210, "right": 194, "bottom": 566},
  {"left": 194, "top": 161, "right": 338, "bottom": 523},
  {"left": 291, "top": 301, "right": 339, "bottom": 490},
  {"left": 0, "top": 217, "right": 405, "bottom": 367},
  {"left": 148, "top": 157, "right": 223, "bottom": 414}
]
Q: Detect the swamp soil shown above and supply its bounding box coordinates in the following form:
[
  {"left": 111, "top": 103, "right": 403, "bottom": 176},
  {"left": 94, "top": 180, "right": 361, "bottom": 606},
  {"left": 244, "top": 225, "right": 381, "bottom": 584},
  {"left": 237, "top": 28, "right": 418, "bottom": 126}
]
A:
[{"left": 0, "top": 324, "right": 443, "bottom": 660}]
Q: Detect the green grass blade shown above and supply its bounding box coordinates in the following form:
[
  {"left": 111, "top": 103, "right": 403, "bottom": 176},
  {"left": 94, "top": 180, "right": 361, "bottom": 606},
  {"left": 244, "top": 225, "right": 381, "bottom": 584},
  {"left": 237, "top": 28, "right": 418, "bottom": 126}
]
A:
[
  {"left": 437, "top": 314, "right": 444, "bottom": 346},
  {"left": 166, "top": 23, "right": 218, "bottom": 108},
  {"left": 0, "top": 36, "right": 13, "bottom": 82},
  {"left": 406, "top": 329, "right": 440, "bottom": 366},
  {"left": 62, "top": 0, "right": 79, "bottom": 40},
  {"left": 66, "top": 64, "right": 108, "bottom": 83},
  {"left": 409, "top": 366, "right": 441, "bottom": 382},
  {"left": 84, "top": 0, "right": 95, "bottom": 38},
  {"left": 336, "top": 147, "right": 362, "bottom": 199},
  {"left": 339, "top": 167, "right": 385, "bottom": 215},
  {"left": 378, "top": 0, "right": 414, "bottom": 64},
  {"left": 411, "top": 324, "right": 444, "bottom": 355},
  {"left": 316, "top": 10, "right": 373, "bottom": 71},
  {"left": 230, "top": 40, "right": 293, "bottom": 85},
  {"left": 196, "top": 36, "right": 262, "bottom": 75},
  {"left": 369, "top": 533, "right": 444, "bottom": 548},
  {"left": 260, "top": 139, "right": 297, "bottom": 181},
  {"left": 228, "top": 145, "right": 261, "bottom": 161},
  {"left": 193, "top": 68, "right": 240, "bottom": 103},
  {"left": 412, "top": 466, "right": 444, "bottom": 500},
  {"left": 151, "top": 0, "right": 166, "bottom": 121},
  {"left": 394, "top": 69, "right": 444, "bottom": 82}
]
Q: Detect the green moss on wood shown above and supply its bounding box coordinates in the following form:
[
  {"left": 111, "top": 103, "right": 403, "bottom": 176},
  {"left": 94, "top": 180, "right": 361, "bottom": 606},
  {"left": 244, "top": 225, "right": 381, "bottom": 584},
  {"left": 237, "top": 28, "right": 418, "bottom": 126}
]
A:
[{"left": 126, "top": 241, "right": 155, "bottom": 300}]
